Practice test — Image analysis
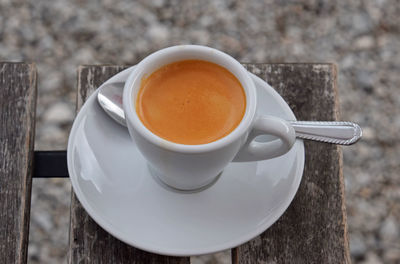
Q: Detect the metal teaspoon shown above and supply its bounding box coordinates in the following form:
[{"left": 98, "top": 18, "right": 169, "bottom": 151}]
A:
[{"left": 97, "top": 82, "right": 362, "bottom": 145}]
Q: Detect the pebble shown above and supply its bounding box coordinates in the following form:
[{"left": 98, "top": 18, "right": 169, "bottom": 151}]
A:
[
  {"left": 191, "top": 250, "right": 231, "bottom": 264},
  {"left": 351, "top": 12, "right": 373, "bottom": 35},
  {"left": 147, "top": 24, "right": 169, "bottom": 42},
  {"left": 150, "top": 0, "right": 165, "bottom": 8},
  {"left": 380, "top": 216, "right": 399, "bottom": 242},
  {"left": 41, "top": 71, "right": 62, "bottom": 92},
  {"left": 340, "top": 55, "right": 355, "bottom": 69},
  {"left": 43, "top": 102, "right": 74, "bottom": 124},
  {"left": 361, "top": 127, "right": 375, "bottom": 141},
  {"left": 354, "top": 36, "right": 375, "bottom": 50},
  {"left": 37, "top": 124, "right": 66, "bottom": 146},
  {"left": 33, "top": 212, "right": 53, "bottom": 232},
  {"left": 361, "top": 252, "right": 383, "bottom": 264},
  {"left": 356, "top": 70, "right": 374, "bottom": 91},
  {"left": 383, "top": 248, "right": 400, "bottom": 263},
  {"left": 350, "top": 235, "right": 367, "bottom": 258}
]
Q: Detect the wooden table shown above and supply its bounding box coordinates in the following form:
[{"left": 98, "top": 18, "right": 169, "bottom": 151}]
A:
[{"left": 0, "top": 62, "right": 350, "bottom": 263}]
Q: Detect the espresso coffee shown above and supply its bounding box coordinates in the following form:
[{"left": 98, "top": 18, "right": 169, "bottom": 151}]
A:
[{"left": 136, "top": 60, "right": 246, "bottom": 145}]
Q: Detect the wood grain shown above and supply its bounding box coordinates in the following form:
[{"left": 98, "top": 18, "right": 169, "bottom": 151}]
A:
[
  {"left": 232, "top": 64, "right": 350, "bottom": 264},
  {"left": 0, "top": 62, "right": 37, "bottom": 264},
  {"left": 68, "top": 65, "right": 190, "bottom": 264}
]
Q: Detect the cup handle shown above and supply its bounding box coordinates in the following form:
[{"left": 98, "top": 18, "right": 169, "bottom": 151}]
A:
[{"left": 233, "top": 116, "right": 296, "bottom": 162}]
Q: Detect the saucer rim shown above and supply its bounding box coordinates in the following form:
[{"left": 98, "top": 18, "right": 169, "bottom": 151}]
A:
[{"left": 67, "top": 66, "right": 305, "bottom": 256}]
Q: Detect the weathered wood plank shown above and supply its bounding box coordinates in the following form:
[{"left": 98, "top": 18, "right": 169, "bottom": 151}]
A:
[
  {"left": 232, "top": 64, "right": 349, "bottom": 263},
  {"left": 68, "top": 65, "right": 190, "bottom": 264},
  {"left": 0, "top": 62, "right": 37, "bottom": 264}
]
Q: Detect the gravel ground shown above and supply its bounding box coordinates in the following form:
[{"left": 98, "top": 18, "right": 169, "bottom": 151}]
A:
[{"left": 1, "top": 0, "right": 399, "bottom": 263}]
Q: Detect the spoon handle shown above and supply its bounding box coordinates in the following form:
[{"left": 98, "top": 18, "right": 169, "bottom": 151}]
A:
[{"left": 288, "top": 121, "right": 362, "bottom": 145}]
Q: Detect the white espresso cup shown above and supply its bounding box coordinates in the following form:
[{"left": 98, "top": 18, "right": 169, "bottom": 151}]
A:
[{"left": 123, "top": 45, "right": 296, "bottom": 190}]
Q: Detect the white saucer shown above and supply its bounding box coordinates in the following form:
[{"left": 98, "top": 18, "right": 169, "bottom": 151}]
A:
[{"left": 67, "top": 67, "right": 305, "bottom": 256}]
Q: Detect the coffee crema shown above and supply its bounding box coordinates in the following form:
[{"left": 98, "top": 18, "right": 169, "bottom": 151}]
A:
[{"left": 136, "top": 60, "right": 246, "bottom": 145}]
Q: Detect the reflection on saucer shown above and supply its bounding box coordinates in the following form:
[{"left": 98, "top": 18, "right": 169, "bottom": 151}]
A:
[{"left": 74, "top": 115, "right": 110, "bottom": 193}]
